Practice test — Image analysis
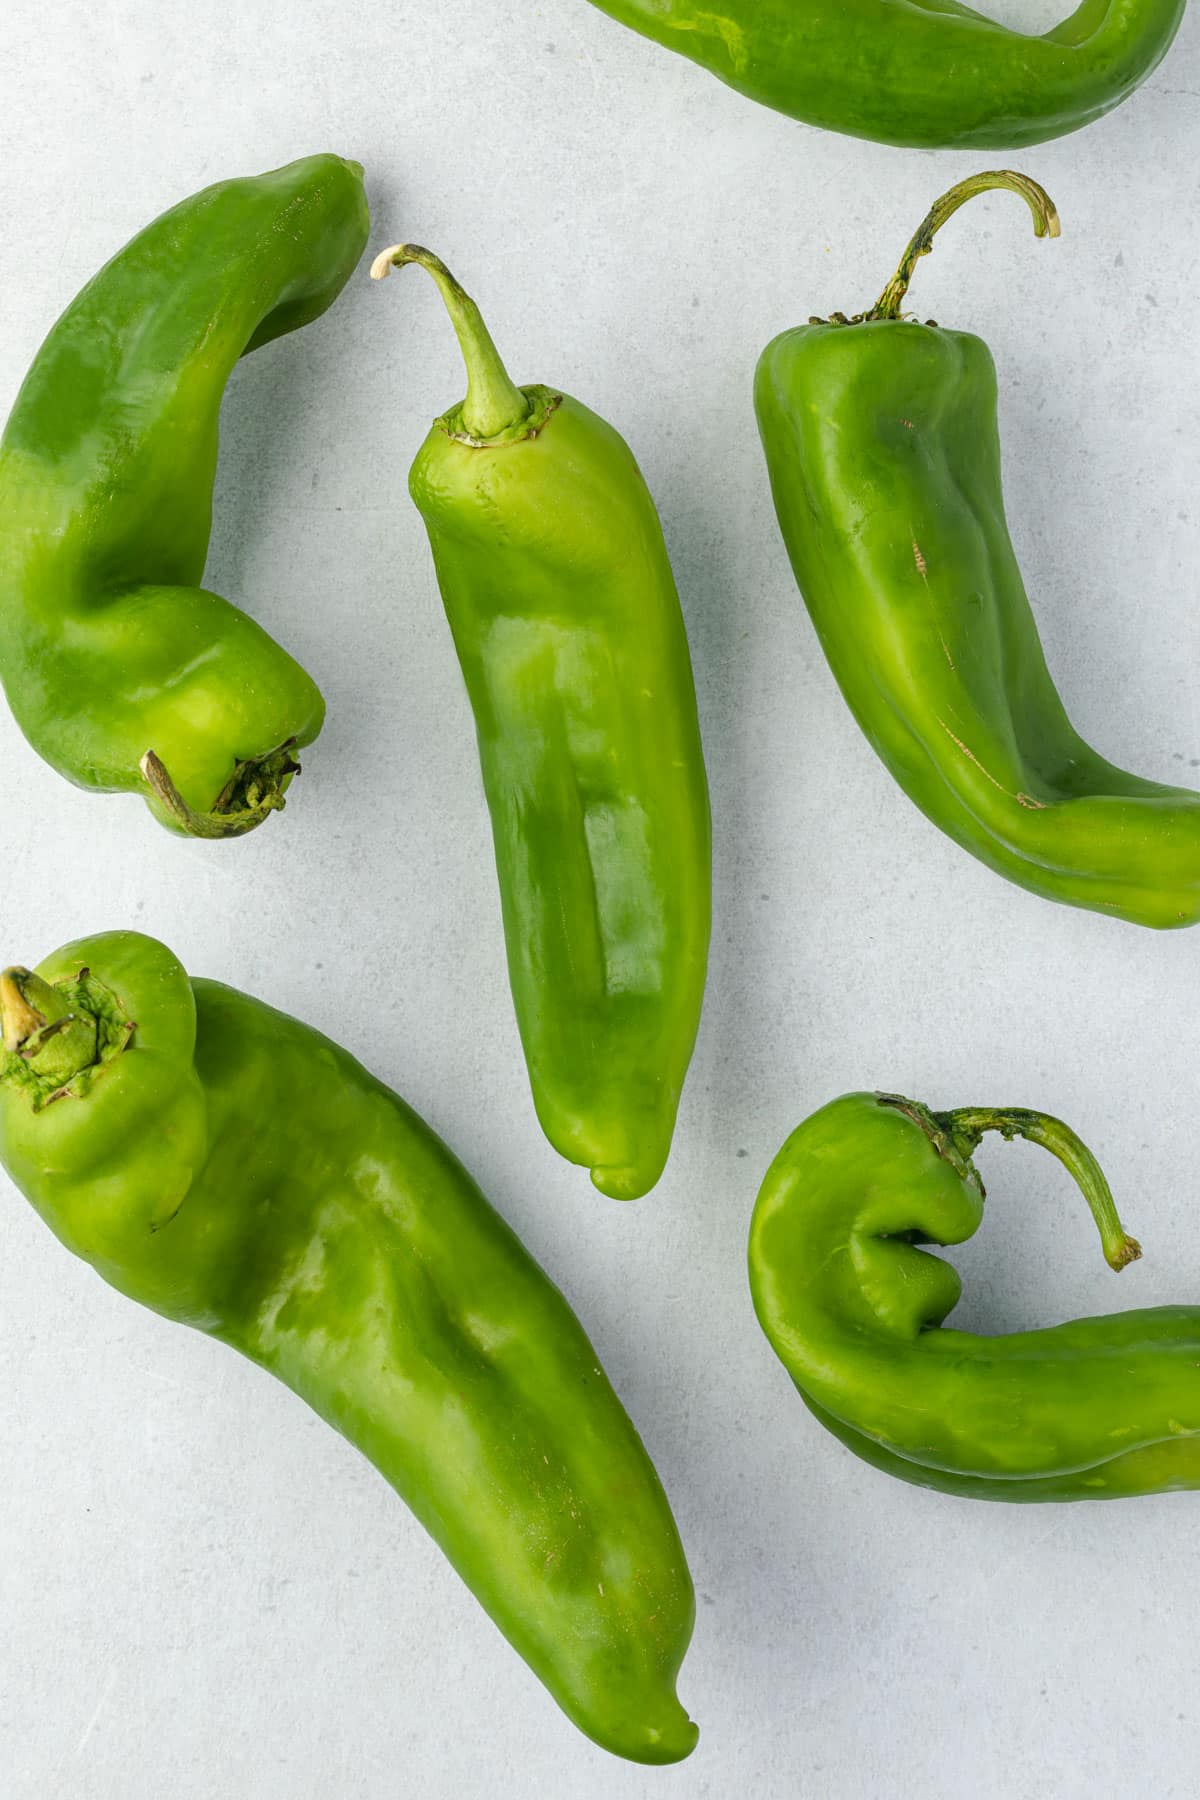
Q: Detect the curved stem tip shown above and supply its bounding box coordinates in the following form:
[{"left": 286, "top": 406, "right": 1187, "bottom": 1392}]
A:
[
  {"left": 371, "top": 242, "right": 530, "bottom": 440},
  {"left": 938, "top": 1105, "right": 1140, "bottom": 1272},
  {"left": 869, "top": 171, "right": 1060, "bottom": 322}
]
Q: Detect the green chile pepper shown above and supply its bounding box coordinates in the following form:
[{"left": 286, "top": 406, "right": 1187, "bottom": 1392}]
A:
[
  {"left": 0, "top": 932, "right": 698, "bottom": 1764},
  {"left": 372, "top": 246, "right": 711, "bottom": 1201},
  {"left": 744, "top": 1088, "right": 1200, "bottom": 1503},
  {"left": 583, "top": 0, "right": 1185, "bottom": 148},
  {"left": 0, "top": 155, "right": 369, "bottom": 838},
  {"left": 755, "top": 172, "right": 1200, "bottom": 930}
]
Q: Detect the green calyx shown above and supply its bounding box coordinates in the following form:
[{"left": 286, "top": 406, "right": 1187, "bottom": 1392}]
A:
[
  {"left": 140, "top": 741, "right": 300, "bottom": 839},
  {"left": 371, "top": 242, "right": 539, "bottom": 442},
  {"left": 876, "top": 1091, "right": 1141, "bottom": 1273},
  {"left": 810, "top": 170, "right": 1060, "bottom": 330},
  {"left": 0, "top": 966, "right": 134, "bottom": 1109},
  {"left": 874, "top": 1092, "right": 981, "bottom": 1188},
  {"left": 433, "top": 383, "right": 562, "bottom": 448}
]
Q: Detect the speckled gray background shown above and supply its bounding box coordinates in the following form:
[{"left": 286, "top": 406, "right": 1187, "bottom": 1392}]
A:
[{"left": 2, "top": 3, "right": 1199, "bottom": 1796}]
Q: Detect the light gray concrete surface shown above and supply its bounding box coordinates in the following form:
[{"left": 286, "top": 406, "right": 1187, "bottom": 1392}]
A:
[{"left": 2, "top": 3, "right": 1199, "bottom": 1795}]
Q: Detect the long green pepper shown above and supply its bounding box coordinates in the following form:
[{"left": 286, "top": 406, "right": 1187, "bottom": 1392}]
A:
[
  {"left": 373, "top": 245, "right": 711, "bottom": 1200},
  {"left": 747, "top": 1089, "right": 1200, "bottom": 1502},
  {"left": 755, "top": 172, "right": 1200, "bottom": 929},
  {"left": 0, "top": 155, "right": 369, "bottom": 837},
  {"left": 0, "top": 932, "right": 699, "bottom": 1763},
  {"left": 583, "top": 0, "right": 1185, "bottom": 149}
]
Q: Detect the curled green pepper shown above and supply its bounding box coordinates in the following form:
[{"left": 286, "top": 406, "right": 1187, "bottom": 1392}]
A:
[
  {"left": 755, "top": 172, "right": 1200, "bottom": 930},
  {"left": 0, "top": 155, "right": 369, "bottom": 837},
  {"left": 744, "top": 1088, "right": 1200, "bottom": 1503},
  {"left": 372, "top": 246, "right": 711, "bottom": 1200},
  {"left": 583, "top": 0, "right": 1185, "bottom": 148},
  {"left": 0, "top": 932, "right": 698, "bottom": 1763}
]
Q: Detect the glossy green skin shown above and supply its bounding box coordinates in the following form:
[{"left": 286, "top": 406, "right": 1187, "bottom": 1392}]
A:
[
  {"left": 0, "top": 156, "right": 369, "bottom": 831},
  {"left": 750, "top": 1092, "right": 1200, "bottom": 1502},
  {"left": 409, "top": 391, "right": 711, "bottom": 1201},
  {"left": 0, "top": 932, "right": 698, "bottom": 1763},
  {"left": 585, "top": 0, "right": 1185, "bottom": 147},
  {"left": 755, "top": 321, "right": 1200, "bottom": 929}
]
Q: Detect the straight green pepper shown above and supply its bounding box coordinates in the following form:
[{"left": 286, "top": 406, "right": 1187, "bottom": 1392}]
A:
[
  {"left": 0, "top": 155, "right": 368, "bottom": 837},
  {"left": 583, "top": 0, "right": 1185, "bottom": 148},
  {"left": 755, "top": 172, "right": 1200, "bottom": 930},
  {"left": 0, "top": 932, "right": 698, "bottom": 1763},
  {"left": 372, "top": 247, "right": 711, "bottom": 1200},
  {"left": 748, "top": 1089, "right": 1200, "bottom": 1503}
]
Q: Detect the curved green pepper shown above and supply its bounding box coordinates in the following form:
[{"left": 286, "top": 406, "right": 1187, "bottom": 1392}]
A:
[
  {"left": 372, "top": 246, "right": 711, "bottom": 1200},
  {"left": 746, "top": 1088, "right": 1200, "bottom": 1502},
  {"left": 755, "top": 172, "right": 1200, "bottom": 930},
  {"left": 0, "top": 155, "right": 369, "bottom": 837},
  {"left": 583, "top": 0, "right": 1185, "bottom": 148},
  {"left": 0, "top": 932, "right": 698, "bottom": 1763}
]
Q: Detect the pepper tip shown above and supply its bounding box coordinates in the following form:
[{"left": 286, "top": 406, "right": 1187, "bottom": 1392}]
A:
[{"left": 591, "top": 1164, "right": 654, "bottom": 1202}]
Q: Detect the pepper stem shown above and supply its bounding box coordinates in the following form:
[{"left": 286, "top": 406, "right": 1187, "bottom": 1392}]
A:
[
  {"left": 869, "top": 172, "right": 1060, "bottom": 322},
  {"left": 140, "top": 744, "right": 297, "bottom": 840},
  {"left": 936, "top": 1106, "right": 1140, "bottom": 1273},
  {"left": 370, "top": 243, "right": 530, "bottom": 440},
  {"left": 0, "top": 967, "right": 99, "bottom": 1087},
  {"left": 1, "top": 968, "right": 67, "bottom": 1052}
]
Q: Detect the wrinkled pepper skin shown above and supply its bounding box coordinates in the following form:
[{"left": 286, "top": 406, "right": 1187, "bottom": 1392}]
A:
[
  {"left": 748, "top": 1089, "right": 1200, "bottom": 1503},
  {"left": 755, "top": 174, "right": 1200, "bottom": 930},
  {"left": 0, "top": 156, "right": 369, "bottom": 838},
  {"left": 0, "top": 932, "right": 698, "bottom": 1764},
  {"left": 584, "top": 0, "right": 1185, "bottom": 148},
  {"left": 373, "top": 248, "right": 711, "bottom": 1201}
]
